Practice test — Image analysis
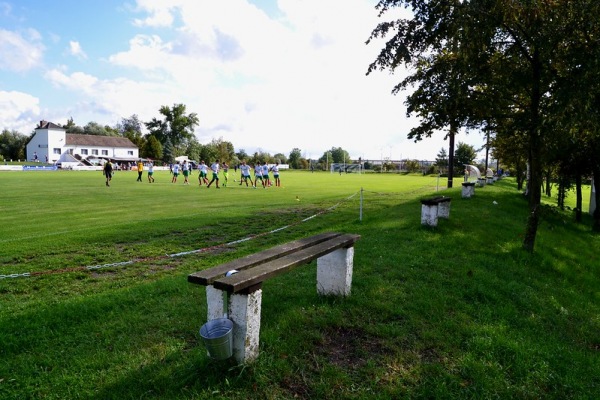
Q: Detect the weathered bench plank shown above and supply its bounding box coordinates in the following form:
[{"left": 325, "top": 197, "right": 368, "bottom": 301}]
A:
[
  {"left": 188, "top": 232, "right": 343, "bottom": 286},
  {"left": 212, "top": 233, "right": 361, "bottom": 293}
]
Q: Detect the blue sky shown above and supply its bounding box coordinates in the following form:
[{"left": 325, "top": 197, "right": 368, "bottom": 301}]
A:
[{"left": 0, "top": 0, "right": 485, "bottom": 161}]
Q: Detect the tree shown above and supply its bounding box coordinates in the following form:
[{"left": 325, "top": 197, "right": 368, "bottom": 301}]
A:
[
  {"left": 454, "top": 142, "right": 476, "bottom": 177},
  {"left": 367, "top": 1, "right": 482, "bottom": 189},
  {"left": 83, "top": 121, "right": 111, "bottom": 136},
  {"left": 236, "top": 149, "right": 249, "bottom": 161},
  {"left": 329, "top": 147, "right": 351, "bottom": 164},
  {"left": 141, "top": 135, "right": 163, "bottom": 161},
  {"left": 288, "top": 148, "right": 302, "bottom": 169},
  {"left": 368, "top": 0, "right": 597, "bottom": 252},
  {"left": 145, "top": 104, "right": 199, "bottom": 149},
  {"left": 273, "top": 153, "right": 288, "bottom": 164},
  {"left": 185, "top": 138, "right": 203, "bottom": 163},
  {"left": 207, "top": 137, "right": 235, "bottom": 163},
  {"left": 0, "top": 129, "right": 28, "bottom": 160},
  {"left": 435, "top": 147, "right": 448, "bottom": 174},
  {"left": 404, "top": 159, "right": 421, "bottom": 173},
  {"left": 117, "top": 115, "right": 144, "bottom": 148},
  {"left": 162, "top": 138, "right": 175, "bottom": 164},
  {"left": 63, "top": 117, "right": 83, "bottom": 134}
]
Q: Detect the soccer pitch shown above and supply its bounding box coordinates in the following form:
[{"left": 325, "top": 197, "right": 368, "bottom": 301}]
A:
[{"left": 0, "top": 169, "right": 440, "bottom": 278}]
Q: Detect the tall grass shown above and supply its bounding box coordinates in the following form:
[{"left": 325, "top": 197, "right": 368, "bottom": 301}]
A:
[{"left": 1, "top": 170, "right": 599, "bottom": 399}]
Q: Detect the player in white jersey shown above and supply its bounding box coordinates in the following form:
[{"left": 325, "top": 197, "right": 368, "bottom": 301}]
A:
[
  {"left": 262, "top": 162, "right": 271, "bottom": 187},
  {"left": 239, "top": 161, "right": 253, "bottom": 187},
  {"left": 198, "top": 161, "right": 209, "bottom": 186},
  {"left": 207, "top": 160, "right": 220, "bottom": 188},
  {"left": 271, "top": 162, "right": 280, "bottom": 187},
  {"left": 254, "top": 164, "right": 264, "bottom": 188},
  {"left": 171, "top": 163, "right": 180, "bottom": 183},
  {"left": 182, "top": 160, "right": 190, "bottom": 185}
]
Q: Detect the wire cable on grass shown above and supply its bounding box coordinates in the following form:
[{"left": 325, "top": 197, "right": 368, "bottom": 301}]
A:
[{"left": 1, "top": 191, "right": 360, "bottom": 281}]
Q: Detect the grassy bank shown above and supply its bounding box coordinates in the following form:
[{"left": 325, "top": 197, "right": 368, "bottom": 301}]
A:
[{"left": 0, "top": 170, "right": 598, "bottom": 399}]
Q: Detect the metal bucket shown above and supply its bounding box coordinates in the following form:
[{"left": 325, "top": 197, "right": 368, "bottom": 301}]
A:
[{"left": 199, "top": 318, "right": 233, "bottom": 360}]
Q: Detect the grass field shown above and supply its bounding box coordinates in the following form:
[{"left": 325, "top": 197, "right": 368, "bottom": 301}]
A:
[{"left": 1, "top": 170, "right": 599, "bottom": 399}]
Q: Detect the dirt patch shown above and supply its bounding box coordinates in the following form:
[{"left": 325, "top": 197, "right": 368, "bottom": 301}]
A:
[{"left": 315, "top": 326, "right": 388, "bottom": 371}]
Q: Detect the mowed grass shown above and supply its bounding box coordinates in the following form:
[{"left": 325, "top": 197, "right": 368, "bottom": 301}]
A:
[{"left": 1, "top": 170, "right": 599, "bottom": 399}]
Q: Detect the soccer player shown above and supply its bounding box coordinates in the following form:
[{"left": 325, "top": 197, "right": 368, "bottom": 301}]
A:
[
  {"left": 147, "top": 161, "right": 155, "bottom": 183},
  {"left": 182, "top": 160, "right": 190, "bottom": 185},
  {"left": 239, "top": 160, "right": 253, "bottom": 187},
  {"left": 222, "top": 162, "right": 229, "bottom": 187},
  {"left": 207, "top": 160, "right": 220, "bottom": 188},
  {"left": 171, "top": 162, "right": 180, "bottom": 183},
  {"left": 198, "top": 161, "right": 209, "bottom": 186},
  {"left": 253, "top": 164, "right": 264, "bottom": 188},
  {"left": 271, "top": 162, "right": 280, "bottom": 187},
  {"left": 262, "top": 162, "right": 271, "bottom": 187}
]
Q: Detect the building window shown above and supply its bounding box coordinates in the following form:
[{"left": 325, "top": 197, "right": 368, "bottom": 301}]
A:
[
  {"left": 81, "top": 149, "right": 88, "bottom": 155},
  {"left": 128, "top": 151, "right": 133, "bottom": 156},
  {"left": 102, "top": 150, "right": 108, "bottom": 155},
  {"left": 53, "top": 148, "right": 61, "bottom": 154},
  {"left": 92, "top": 149, "right": 98, "bottom": 155}
]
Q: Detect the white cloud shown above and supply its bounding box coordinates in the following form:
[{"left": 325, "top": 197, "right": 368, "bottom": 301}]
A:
[
  {"left": 0, "top": 90, "right": 40, "bottom": 132},
  {"left": 132, "top": 0, "right": 177, "bottom": 27},
  {"left": 0, "top": 28, "right": 44, "bottom": 72},
  {"left": 68, "top": 40, "right": 88, "bottom": 60}
]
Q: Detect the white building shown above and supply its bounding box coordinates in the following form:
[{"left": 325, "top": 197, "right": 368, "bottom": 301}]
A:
[{"left": 26, "top": 121, "right": 139, "bottom": 167}]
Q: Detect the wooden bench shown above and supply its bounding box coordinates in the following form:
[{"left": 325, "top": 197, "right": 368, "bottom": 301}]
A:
[
  {"left": 420, "top": 196, "right": 451, "bottom": 227},
  {"left": 188, "top": 232, "right": 360, "bottom": 363}
]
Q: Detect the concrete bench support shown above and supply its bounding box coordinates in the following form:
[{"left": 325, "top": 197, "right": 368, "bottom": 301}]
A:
[
  {"left": 229, "top": 290, "right": 262, "bottom": 363},
  {"left": 317, "top": 247, "right": 354, "bottom": 296},
  {"left": 420, "top": 197, "right": 451, "bottom": 227},
  {"left": 438, "top": 201, "right": 450, "bottom": 219},
  {"left": 462, "top": 182, "right": 475, "bottom": 198},
  {"left": 421, "top": 203, "right": 439, "bottom": 226}
]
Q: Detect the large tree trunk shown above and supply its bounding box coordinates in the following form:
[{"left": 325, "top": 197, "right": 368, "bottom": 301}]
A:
[
  {"left": 575, "top": 173, "right": 582, "bottom": 223},
  {"left": 523, "top": 143, "right": 542, "bottom": 252},
  {"left": 447, "top": 122, "right": 456, "bottom": 189},
  {"left": 592, "top": 169, "right": 600, "bottom": 232},
  {"left": 522, "top": 52, "right": 542, "bottom": 253}
]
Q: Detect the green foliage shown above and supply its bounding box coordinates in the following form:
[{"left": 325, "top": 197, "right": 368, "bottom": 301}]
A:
[
  {"left": 0, "top": 129, "right": 28, "bottom": 160},
  {"left": 145, "top": 104, "right": 199, "bottom": 148},
  {"left": 288, "top": 147, "right": 302, "bottom": 169},
  {"left": 63, "top": 117, "right": 84, "bottom": 133},
  {"left": 454, "top": 142, "right": 477, "bottom": 175},
  {"left": 435, "top": 147, "right": 448, "bottom": 173},
  {"left": 162, "top": 138, "right": 174, "bottom": 164},
  {"left": 367, "top": 0, "right": 600, "bottom": 251},
  {"left": 206, "top": 137, "right": 235, "bottom": 163},
  {"left": 404, "top": 159, "right": 421, "bottom": 173},
  {"left": 142, "top": 135, "right": 163, "bottom": 160}
]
